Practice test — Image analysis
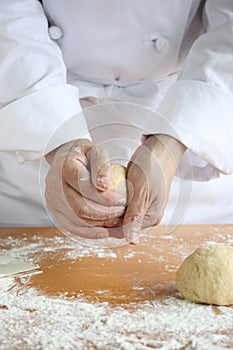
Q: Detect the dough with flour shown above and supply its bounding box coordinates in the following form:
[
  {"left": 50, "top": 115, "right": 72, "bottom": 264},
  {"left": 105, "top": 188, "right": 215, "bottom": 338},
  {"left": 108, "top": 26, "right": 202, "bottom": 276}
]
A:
[
  {"left": 110, "top": 163, "right": 127, "bottom": 199},
  {"left": 176, "top": 244, "right": 233, "bottom": 305}
]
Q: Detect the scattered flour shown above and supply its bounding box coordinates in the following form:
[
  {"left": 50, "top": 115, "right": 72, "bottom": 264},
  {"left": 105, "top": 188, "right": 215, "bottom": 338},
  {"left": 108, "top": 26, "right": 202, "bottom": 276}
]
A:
[
  {"left": 0, "top": 276, "right": 232, "bottom": 350},
  {"left": 0, "top": 227, "right": 232, "bottom": 349}
]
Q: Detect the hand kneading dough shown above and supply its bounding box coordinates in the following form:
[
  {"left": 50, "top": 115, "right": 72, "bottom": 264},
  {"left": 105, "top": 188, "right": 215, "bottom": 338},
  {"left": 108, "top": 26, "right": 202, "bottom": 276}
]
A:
[
  {"left": 110, "top": 164, "right": 127, "bottom": 199},
  {"left": 176, "top": 244, "right": 233, "bottom": 305}
]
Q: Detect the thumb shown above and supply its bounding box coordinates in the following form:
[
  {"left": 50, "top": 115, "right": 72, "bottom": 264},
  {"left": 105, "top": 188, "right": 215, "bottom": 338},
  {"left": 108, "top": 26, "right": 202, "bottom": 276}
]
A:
[
  {"left": 123, "top": 204, "right": 144, "bottom": 243},
  {"left": 87, "top": 145, "right": 112, "bottom": 191}
]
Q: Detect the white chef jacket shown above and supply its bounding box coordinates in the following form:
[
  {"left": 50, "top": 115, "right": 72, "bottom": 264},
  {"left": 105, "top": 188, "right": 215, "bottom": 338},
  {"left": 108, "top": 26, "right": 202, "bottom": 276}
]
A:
[{"left": 0, "top": 0, "right": 233, "bottom": 226}]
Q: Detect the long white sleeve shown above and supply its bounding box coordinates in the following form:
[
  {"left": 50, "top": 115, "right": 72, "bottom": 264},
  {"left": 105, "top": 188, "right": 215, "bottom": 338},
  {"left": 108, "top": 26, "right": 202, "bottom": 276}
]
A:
[
  {"left": 145, "top": 0, "right": 233, "bottom": 178},
  {"left": 0, "top": 0, "right": 90, "bottom": 162}
]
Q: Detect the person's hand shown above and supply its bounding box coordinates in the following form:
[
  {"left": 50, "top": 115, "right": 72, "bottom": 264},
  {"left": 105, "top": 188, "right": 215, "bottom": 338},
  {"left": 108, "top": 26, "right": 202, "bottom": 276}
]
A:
[
  {"left": 123, "top": 135, "right": 186, "bottom": 243},
  {"left": 45, "top": 139, "right": 126, "bottom": 239}
]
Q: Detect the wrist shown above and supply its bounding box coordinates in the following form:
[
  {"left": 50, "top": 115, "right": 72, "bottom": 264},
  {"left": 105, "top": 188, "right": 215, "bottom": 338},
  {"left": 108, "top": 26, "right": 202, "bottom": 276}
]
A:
[
  {"left": 45, "top": 138, "right": 91, "bottom": 165},
  {"left": 145, "top": 134, "right": 186, "bottom": 173},
  {"left": 154, "top": 134, "right": 186, "bottom": 162},
  {"left": 45, "top": 146, "right": 60, "bottom": 165}
]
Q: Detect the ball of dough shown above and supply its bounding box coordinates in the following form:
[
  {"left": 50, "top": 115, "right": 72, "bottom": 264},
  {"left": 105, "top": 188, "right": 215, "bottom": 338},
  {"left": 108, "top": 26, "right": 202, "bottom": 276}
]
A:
[
  {"left": 176, "top": 244, "right": 233, "bottom": 305},
  {"left": 110, "top": 163, "right": 127, "bottom": 199}
]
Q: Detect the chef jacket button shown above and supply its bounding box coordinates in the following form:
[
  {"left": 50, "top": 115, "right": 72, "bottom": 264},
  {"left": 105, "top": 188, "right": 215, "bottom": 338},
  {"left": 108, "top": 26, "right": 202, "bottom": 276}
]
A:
[
  {"left": 154, "top": 36, "right": 170, "bottom": 52},
  {"left": 48, "top": 26, "right": 63, "bottom": 40}
]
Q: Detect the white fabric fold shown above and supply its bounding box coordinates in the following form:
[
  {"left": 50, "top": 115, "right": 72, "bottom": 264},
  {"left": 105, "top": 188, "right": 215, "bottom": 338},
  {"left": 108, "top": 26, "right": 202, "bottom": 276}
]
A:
[
  {"left": 147, "top": 80, "right": 233, "bottom": 176},
  {"left": 0, "top": 84, "right": 90, "bottom": 162}
]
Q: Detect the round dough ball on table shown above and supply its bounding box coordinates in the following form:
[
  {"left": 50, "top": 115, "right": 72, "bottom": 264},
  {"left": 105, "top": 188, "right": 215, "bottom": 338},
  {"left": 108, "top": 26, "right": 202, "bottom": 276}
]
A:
[
  {"left": 110, "top": 163, "right": 127, "bottom": 199},
  {"left": 176, "top": 244, "right": 233, "bottom": 305}
]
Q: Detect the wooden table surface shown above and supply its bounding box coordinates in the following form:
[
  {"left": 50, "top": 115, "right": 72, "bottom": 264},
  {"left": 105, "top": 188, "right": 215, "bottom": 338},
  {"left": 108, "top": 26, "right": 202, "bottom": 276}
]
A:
[{"left": 0, "top": 224, "right": 233, "bottom": 349}]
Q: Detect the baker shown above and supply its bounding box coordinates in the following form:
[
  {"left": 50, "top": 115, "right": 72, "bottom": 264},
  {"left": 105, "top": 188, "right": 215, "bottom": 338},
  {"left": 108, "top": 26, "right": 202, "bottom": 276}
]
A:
[{"left": 0, "top": 0, "right": 232, "bottom": 241}]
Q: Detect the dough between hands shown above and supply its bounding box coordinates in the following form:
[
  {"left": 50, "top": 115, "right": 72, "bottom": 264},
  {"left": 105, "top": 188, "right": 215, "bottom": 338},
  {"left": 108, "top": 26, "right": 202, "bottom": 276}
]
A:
[
  {"left": 110, "top": 163, "right": 127, "bottom": 199},
  {"left": 176, "top": 244, "right": 233, "bottom": 306}
]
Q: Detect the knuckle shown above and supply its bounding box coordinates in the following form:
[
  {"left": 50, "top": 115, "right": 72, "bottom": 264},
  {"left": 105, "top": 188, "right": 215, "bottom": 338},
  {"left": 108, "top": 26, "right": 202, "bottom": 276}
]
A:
[
  {"left": 90, "top": 145, "right": 109, "bottom": 161},
  {"left": 45, "top": 175, "right": 50, "bottom": 186},
  {"left": 92, "top": 144, "right": 103, "bottom": 154},
  {"left": 128, "top": 214, "right": 144, "bottom": 224},
  {"left": 77, "top": 205, "right": 95, "bottom": 220},
  {"left": 45, "top": 197, "right": 54, "bottom": 212},
  {"left": 44, "top": 188, "right": 51, "bottom": 203}
]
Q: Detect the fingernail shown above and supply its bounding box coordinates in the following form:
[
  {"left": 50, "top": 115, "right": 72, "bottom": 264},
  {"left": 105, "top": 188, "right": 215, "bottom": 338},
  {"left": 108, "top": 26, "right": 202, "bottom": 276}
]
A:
[
  {"left": 97, "top": 176, "right": 111, "bottom": 183},
  {"left": 97, "top": 231, "right": 109, "bottom": 239},
  {"left": 126, "top": 232, "right": 140, "bottom": 243},
  {"left": 97, "top": 176, "right": 112, "bottom": 189}
]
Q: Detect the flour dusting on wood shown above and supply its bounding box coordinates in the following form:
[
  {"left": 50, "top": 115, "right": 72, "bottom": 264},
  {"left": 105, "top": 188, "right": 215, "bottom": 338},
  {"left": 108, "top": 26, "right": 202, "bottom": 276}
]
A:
[{"left": 0, "top": 225, "right": 232, "bottom": 350}]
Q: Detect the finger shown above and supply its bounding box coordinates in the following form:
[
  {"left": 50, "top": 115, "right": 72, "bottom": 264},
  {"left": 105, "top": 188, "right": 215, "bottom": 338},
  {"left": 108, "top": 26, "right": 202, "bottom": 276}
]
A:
[
  {"left": 141, "top": 200, "right": 165, "bottom": 229},
  {"left": 63, "top": 158, "right": 126, "bottom": 206},
  {"left": 55, "top": 212, "right": 110, "bottom": 239},
  {"left": 61, "top": 193, "right": 125, "bottom": 228},
  {"left": 46, "top": 182, "right": 124, "bottom": 239},
  {"left": 50, "top": 200, "right": 124, "bottom": 238},
  {"left": 141, "top": 212, "right": 164, "bottom": 229},
  {"left": 123, "top": 165, "right": 148, "bottom": 243},
  {"left": 56, "top": 139, "right": 92, "bottom": 169},
  {"left": 56, "top": 197, "right": 125, "bottom": 228},
  {"left": 87, "top": 146, "right": 112, "bottom": 191},
  {"left": 107, "top": 226, "right": 124, "bottom": 239},
  {"left": 123, "top": 211, "right": 144, "bottom": 243},
  {"left": 103, "top": 217, "right": 124, "bottom": 228},
  {"left": 46, "top": 171, "right": 126, "bottom": 226},
  {"left": 64, "top": 183, "right": 126, "bottom": 221}
]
